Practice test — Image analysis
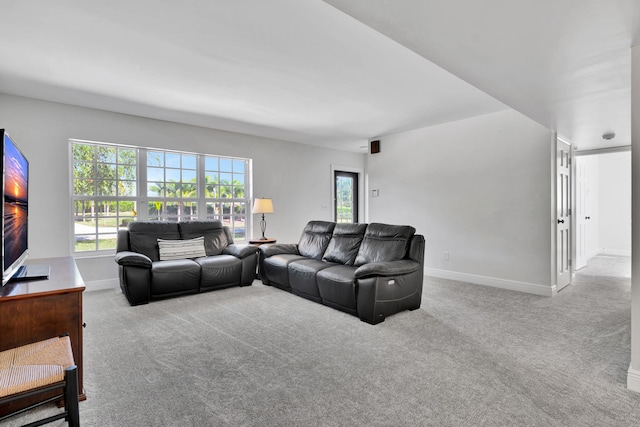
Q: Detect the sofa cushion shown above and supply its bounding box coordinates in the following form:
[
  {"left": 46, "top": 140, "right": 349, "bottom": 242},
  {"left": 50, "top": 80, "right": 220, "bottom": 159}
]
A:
[
  {"left": 157, "top": 236, "right": 207, "bottom": 261},
  {"left": 322, "top": 223, "right": 367, "bottom": 265},
  {"left": 354, "top": 223, "right": 416, "bottom": 266},
  {"left": 316, "top": 265, "right": 358, "bottom": 311},
  {"left": 262, "top": 254, "right": 307, "bottom": 289},
  {"left": 289, "top": 259, "right": 335, "bottom": 301},
  {"left": 178, "top": 221, "right": 230, "bottom": 256},
  {"left": 150, "top": 259, "right": 200, "bottom": 296},
  {"left": 297, "top": 221, "right": 336, "bottom": 259},
  {"left": 129, "top": 222, "right": 181, "bottom": 262},
  {"left": 195, "top": 255, "right": 242, "bottom": 290}
]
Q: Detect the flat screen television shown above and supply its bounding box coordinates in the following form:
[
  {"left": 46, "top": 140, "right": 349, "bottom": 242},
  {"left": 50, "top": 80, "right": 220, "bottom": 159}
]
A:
[{"left": 2, "top": 129, "right": 29, "bottom": 285}]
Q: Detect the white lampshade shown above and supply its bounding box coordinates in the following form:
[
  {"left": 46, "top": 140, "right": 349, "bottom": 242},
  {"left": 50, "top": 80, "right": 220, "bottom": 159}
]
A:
[{"left": 253, "top": 198, "right": 274, "bottom": 214}]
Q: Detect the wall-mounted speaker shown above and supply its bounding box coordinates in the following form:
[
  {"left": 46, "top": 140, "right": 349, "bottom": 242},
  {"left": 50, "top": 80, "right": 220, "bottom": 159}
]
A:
[{"left": 370, "top": 140, "right": 380, "bottom": 154}]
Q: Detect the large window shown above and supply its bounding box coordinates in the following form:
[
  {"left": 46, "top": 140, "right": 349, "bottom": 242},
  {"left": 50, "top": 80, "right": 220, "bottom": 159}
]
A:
[{"left": 71, "top": 140, "right": 250, "bottom": 253}]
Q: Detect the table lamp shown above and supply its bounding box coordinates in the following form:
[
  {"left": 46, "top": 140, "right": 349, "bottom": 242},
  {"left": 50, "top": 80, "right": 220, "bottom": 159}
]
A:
[{"left": 253, "top": 198, "right": 274, "bottom": 240}]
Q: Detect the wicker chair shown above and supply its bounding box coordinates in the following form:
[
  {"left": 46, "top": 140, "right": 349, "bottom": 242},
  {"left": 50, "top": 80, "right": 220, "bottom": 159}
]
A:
[{"left": 0, "top": 334, "right": 79, "bottom": 426}]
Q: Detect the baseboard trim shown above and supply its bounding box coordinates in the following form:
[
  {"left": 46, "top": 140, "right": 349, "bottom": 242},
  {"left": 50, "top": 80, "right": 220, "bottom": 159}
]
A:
[
  {"left": 424, "top": 268, "right": 554, "bottom": 297},
  {"left": 627, "top": 365, "right": 640, "bottom": 393},
  {"left": 600, "top": 249, "right": 632, "bottom": 257},
  {"left": 85, "top": 278, "right": 119, "bottom": 292}
]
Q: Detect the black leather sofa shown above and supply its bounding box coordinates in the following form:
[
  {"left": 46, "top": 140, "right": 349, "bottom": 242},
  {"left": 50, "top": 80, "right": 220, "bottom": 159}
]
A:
[
  {"left": 259, "top": 221, "right": 425, "bottom": 324},
  {"left": 115, "top": 220, "right": 259, "bottom": 305}
]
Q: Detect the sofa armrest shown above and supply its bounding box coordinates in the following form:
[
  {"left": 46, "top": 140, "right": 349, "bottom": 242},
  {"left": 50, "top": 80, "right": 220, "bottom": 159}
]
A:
[
  {"left": 354, "top": 260, "right": 421, "bottom": 279},
  {"left": 114, "top": 251, "right": 153, "bottom": 268},
  {"left": 223, "top": 244, "right": 260, "bottom": 259},
  {"left": 259, "top": 243, "right": 299, "bottom": 258}
]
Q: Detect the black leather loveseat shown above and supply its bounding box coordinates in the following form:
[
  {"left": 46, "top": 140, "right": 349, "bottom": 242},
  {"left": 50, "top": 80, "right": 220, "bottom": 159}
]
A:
[
  {"left": 115, "top": 220, "right": 259, "bottom": 305},
  {"left": 259, "top": 221, "right": 425, "bottom": 324}
]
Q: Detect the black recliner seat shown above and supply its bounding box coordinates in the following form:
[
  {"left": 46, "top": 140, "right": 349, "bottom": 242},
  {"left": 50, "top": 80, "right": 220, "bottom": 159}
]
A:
[
  {"left": 259, "top": 221, "right": 425, "bottom": 324},
  {"left": 115, "top": 220, "right": 259, "bottom": 305}
]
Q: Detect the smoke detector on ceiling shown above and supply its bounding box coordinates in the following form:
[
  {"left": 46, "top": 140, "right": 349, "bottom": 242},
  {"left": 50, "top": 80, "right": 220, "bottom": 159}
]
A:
[{"left": 602, "top": 132, "right": 616, "bottom": 141}]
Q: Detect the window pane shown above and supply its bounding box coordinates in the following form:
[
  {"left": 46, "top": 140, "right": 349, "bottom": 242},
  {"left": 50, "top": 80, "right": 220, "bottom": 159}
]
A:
[
  {"left": 74, "top": 161, "right": 94, "bottom": 179},
  {"left": 220, "top": 172, "right": 232, "bottom": 185},
  {"left": 166, "top": 182, "right": 181, "bottom": 198},
  {"left": 118, "top": 165, "right": 136, "bottom": 180},
  {"left": 148, "top": 182, "right": 164, "bottom": 197},
  {"left": 118, "top": 148, "right": 136, "bottom": 165},
  {"left": 205, "top": 157, "right": 218, "bottom": 170},
  {"left": 166, "top": 152, "right": 180, "bottom": 168},
  {"left": 73, "top": 180, "right": 94, "bottom": 196},
  {"left": 97, "top": 235, "right": 117, "bottom": 251},
  {"left": 96, "top": 180, "right": 116, "bottom": 196},
  {"left": 96, "top": 164, "right": 116, "bottom": 180},
  {"left": 97, "top": 146, "right": 116, "bottom": 163},
  {"left": 220, "top": 158, "right": 232, "bottom": 172},
  {"left": 147, "top": 151, "right": 164, "bottom": 166},
  {"left": 206, "top": 202, "right": 221, "bottom": 219},
  {"left": 75, "top": 235, "right": 97, "bottom": 252},
  {"left": 220, "top": 185, "right": 232, "bottom": 198},
  {"left": 205, "top": 173, "right": 218, "bottom": 184},
  {"left": 205, "top": 184, "right": 218, "bottom": 198},
  {"left": 148, "top": 201, "right": 163, "bottom": 219},
  {"left": 73, "top": 144, "right": 95, "bottom": 161},
  {"left": 166, "top": 168, "right": 180, "bottom": 182},
  {"left": 118, "top": 180, "right": 136, "bottom": 197},
  {"left": 147, "top": 167, "right": 164, "bottom": 181},
  {"left": 182, "top": 169, "right": 196, "bottom": 182},
  {"left": 233, "top": 159, "right": 244, "bottom": 172},
  {"left": 182, "top": 155, "right": 196, "bottom": 169},
  {"left": 182, "top": 182, "right": 196, "bottom": 197}
]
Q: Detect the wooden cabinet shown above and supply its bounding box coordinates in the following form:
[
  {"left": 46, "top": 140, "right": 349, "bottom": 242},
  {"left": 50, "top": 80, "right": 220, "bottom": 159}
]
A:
[{"left": 0, "top": 256, "right": 85, "bottom": 413}]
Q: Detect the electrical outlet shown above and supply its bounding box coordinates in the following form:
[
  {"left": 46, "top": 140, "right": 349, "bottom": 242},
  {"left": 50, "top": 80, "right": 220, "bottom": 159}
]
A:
[{"left": 443, "top": 251, "right": 450, "bottom": 261}]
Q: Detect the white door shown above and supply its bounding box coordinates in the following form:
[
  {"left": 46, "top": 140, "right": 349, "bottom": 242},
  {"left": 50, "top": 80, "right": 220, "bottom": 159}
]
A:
[
  {"left": 575, "top": 155, "right": 598, "bottom": 270},
  {"left": 575, "top": 157, "right": 588, "bottom": 270},
  {"left": 557, "top": 139, "right": 572, "bottom": 291}
]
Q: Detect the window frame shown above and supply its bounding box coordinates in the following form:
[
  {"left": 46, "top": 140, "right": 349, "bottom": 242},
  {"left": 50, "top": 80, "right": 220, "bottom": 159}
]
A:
[{"left": 70, "top": 139, "right": 251, "bottom": 256}]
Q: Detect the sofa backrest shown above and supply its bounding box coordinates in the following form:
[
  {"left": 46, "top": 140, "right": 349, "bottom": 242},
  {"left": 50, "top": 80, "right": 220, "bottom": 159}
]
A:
[
  {"left": 128, "top": 221, "right": 180, "bottom": 262},
  {"left": 354, "top": 223, "right": 416, "bottom": 266},
  {"left": 178, "top": 221, "right": 230, "bottom": 256},
  {"left": 322, "top": 223, "right": 367, "bottom": 265},
  {"left": 298, "top": 221, "right": 336, "bottom": 259}
]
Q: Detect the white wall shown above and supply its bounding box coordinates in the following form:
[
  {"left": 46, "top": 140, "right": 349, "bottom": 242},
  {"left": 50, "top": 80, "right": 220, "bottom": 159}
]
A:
[
  {"left": 598, "top": 151, "right": 631, "bottom": 256},
  {"left": 0, "top": 94, "right": 364, "bottom": 288},
  {"left": 367, "top": 109, "right": 555, "bottom": 295}
]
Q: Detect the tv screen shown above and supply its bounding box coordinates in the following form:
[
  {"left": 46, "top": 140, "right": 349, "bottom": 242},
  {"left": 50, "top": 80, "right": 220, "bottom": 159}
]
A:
[{"left": 2, "top": 129, "right": 29, "bottom": 285}]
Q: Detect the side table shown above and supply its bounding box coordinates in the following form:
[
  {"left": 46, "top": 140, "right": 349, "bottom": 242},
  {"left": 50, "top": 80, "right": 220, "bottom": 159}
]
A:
[
  {"left": 249, "top": 238, "right": 276, "bottom": 245},
  {"left": 248, "top": 239, "right": 276, "bottom": 279}
]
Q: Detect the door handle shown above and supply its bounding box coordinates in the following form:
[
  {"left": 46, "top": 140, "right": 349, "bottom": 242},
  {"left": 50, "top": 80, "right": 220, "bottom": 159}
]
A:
[
  {"left": 557, "top": 219, "right": 565, "bottom": 224},
  {"left": 585, "top": 216, "right": 590, "bottom": 220}
]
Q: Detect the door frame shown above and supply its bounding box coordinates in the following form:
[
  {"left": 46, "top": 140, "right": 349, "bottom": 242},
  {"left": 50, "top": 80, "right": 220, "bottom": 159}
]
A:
[{"left": 330, "top": 165, "right": 364, "bottom": 223}]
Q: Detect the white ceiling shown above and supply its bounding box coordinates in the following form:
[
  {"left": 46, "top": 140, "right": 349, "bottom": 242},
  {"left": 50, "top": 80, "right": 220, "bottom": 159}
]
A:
[{"left": 0, "top": 0, "right": 637, "bottom": 152}]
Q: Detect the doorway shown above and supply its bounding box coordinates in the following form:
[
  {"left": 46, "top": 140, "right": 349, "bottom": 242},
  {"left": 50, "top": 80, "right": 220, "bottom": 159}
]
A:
[
  {"left": 574, "top": 149, "right": 631, "bottom": 270},
  {"left": 334, "top": 171, "right": 359, "bottom": 223}
]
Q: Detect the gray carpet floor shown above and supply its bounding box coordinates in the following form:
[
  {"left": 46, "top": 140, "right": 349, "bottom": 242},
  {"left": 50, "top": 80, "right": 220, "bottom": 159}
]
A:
[{"left": 5, "top": 255, "right": 640, "bottom": 426}]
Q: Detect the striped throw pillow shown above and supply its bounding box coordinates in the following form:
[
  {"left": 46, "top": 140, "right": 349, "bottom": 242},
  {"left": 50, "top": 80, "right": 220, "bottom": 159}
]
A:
[{"left": 157, "top": 236, "right": 206, "bottom": 261}]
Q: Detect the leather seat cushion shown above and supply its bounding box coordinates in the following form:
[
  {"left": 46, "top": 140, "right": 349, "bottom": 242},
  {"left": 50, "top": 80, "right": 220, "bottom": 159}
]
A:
[
  {"left": 289, "top": 259, "right": 336, "bottom": 299},
  {"left": 196, "top": 255, "right": 242, "bottom": 288},
  {"left": 263, "top": 254, "right": 306, "bottom": 287},
  {"left": 316, "top": 265, "right": 358, "bottom": 309},
  {"left": 151, "top": 259, "right": 200, "bottom": 296}
]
